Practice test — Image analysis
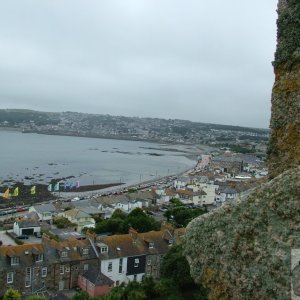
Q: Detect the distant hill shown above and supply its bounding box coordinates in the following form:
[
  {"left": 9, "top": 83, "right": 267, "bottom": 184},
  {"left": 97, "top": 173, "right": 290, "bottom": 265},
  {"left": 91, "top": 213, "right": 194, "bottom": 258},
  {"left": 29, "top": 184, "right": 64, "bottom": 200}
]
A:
[{"left": 0, "top": 109, "right": 269, "bottom": 145}]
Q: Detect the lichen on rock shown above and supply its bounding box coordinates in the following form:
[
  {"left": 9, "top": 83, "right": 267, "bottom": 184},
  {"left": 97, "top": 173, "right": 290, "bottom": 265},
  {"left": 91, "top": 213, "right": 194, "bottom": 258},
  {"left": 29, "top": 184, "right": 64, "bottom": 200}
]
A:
[
  {"left": 268, "top": 0, "right": 300, "bottom": 178},
  {"left": 185, "top": 1, "right": 300, "bottom": 298},
  {"left": 185, "top": 167, "right": 300, "bottom": 299}
]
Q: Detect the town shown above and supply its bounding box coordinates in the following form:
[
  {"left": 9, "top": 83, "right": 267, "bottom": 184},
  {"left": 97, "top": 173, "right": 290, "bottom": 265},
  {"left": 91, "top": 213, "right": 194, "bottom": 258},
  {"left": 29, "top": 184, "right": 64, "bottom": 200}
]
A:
[
  {"left": 0, "top": 151, "right": 267, "bottom": 299},
  {"left": 0, "top": 109, "right": 269, "bottom": 154}
]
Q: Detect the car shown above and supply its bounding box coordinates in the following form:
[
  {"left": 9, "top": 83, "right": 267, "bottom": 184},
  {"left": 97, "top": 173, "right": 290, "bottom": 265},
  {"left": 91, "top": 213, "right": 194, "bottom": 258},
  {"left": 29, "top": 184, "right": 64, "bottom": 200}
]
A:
[
  {"left": 16, "top": 235, "right": 29, "bottom": 240},
  {"left": 34, "top": 232, "right": 42, "bottom": 238},
  {"left": 0, "top": 240, "right": 3, "bottom": 246}
]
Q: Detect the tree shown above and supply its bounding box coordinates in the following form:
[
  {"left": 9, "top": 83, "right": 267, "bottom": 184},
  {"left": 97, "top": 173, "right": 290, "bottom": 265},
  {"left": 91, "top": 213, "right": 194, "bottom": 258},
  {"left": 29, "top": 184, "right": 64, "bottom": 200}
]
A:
[
  {"left": 26, "top": 296, "right": 46, "bottom": 300},
  {"left": 111, "top": 209, "right": 127, "bottom": 220},
  {"left": 124, "top": 281, "right": 146, "bottom": 300},
  {"left": 100, "top": 286, "right": 124, "bottom": 300},
  {"left": 122, "top": 208, "right": 160, "bottom": 233},
  {"left": 72, "top": 290, "right": 90, "bottom": 300},
  {"left": 3, "top": 288, "right": 21, "bottom": 300},
  {"left": 160, "top": 245, "right": 194, "bottom": 288}
]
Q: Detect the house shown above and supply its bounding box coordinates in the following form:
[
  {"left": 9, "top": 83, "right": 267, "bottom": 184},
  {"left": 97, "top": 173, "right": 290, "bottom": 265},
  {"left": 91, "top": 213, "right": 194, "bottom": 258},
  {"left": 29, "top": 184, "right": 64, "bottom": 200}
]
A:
[
  {"left": 198, "top": 183, "right": 218, "bottom": 206},
  {"left": 0, "top": 243, "right": 47, "bottom": 296},
  {"left": 29, "top": 203, "right": 58, "bottom": 221},
  {"left": 216, "top": 187, "right": 238, "bottom": 203},
  {"left": 13, "top": 218, "right": 41, "bottom": 236},
  {"left": 78, "top": 268, "right": 114, "bottom": 298},
  {"left": 60, "top": 209, "right": 95, "bottom": 232},
  {"left": 173, "top": 177, "right": 191, "bottom": 189},
  {"left": 127, "top": 190, "right": 156, "bottom": 206},
  {"left": 115, "top": 199, "right": 142, "bottom": 213},
  {"left": 210, "top": 154, "right": 243, "bottom": 175},
  {"left": 176, "top": 189, "right": 204, "bottom": 205},
  {"left": 95, "top": 228, "right": 174, "bottom": 286},
  {"left": 42, "top": 236, "right": 99, "bottom": 292},
  {"left": 71, "top": 199, "right": 103, "bottom": 217},
  {"left": 0, "top": 225, "right": 184, "bottom": 298}
]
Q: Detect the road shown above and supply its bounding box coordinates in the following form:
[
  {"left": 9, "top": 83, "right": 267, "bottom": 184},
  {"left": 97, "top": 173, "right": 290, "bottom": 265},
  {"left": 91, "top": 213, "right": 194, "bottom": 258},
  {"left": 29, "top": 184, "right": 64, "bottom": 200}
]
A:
[{"left": 0, "top": 230, "right": 16, "bottom": 245}]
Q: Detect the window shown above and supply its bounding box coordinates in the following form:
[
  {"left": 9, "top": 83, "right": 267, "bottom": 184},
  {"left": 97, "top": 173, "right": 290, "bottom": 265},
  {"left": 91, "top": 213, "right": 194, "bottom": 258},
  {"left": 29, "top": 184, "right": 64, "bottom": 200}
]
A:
[
  {"left": 60, "top": 265, "right": 64, "bottom": 275},
  {"left": 116, "top": 280, "right": 120, "bottom": 286},
  {"left": 11, "top": 256, "right": 19, "bottom": 266},
  {"left": 133, "top": 274, "right": 137, "bottom": 281},
  {"left": 61, "top": 251, "right": 67, "bottom": 258},
  {"left": 147, "top": 257, "right": 151, "bottom": 265},
  {"left": 36, "top": 254, "right": 43, "bottom": 262},
  {"left": 25, "top": 267, "right": 31, "bottom": 287},
  {"left": 84, "top": 264, "right": 89, "bottom": 271},
  {"left": 108, "top": 262, "right": 112, "bottom": 272},
  {"left": 101, "top": 247, "right": 108, "bottom": 253},
  {"left": 119, "top": 258, "right": 123, "bottom": 274},
  {"left": 134, "top": 258, "right": 139, "bottom": 268},
  {"left": 82, "top": 248, "right": 89, "bottom": 255},
  {"left": 65, "top": 266, "right": 70, "bottom": 273},
  {"left": 7, "top": 272, "right": 13, "bottom": 284},
  {"left": 41, "top": 267, "right": 47, "bottom": 278},
  {"left": 149, "top": 242, "right": 154, "bottom": 249}
]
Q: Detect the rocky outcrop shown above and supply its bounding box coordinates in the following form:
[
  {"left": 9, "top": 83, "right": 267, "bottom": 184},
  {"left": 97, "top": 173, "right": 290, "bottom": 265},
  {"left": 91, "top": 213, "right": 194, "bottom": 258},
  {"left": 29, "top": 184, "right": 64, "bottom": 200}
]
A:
[
  {"left": 185, "top": 167, "right": 300, "bottom": 299},
  {"left": 268, "top": 0, "right": 300, "bottom": 178},
  {"left": 185, "top": 1, "right": 300, "bottom": 298}
]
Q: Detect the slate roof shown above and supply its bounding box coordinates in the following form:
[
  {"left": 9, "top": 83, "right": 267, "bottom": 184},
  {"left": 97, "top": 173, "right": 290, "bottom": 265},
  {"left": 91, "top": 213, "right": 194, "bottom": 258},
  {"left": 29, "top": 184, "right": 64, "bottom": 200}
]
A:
[
  {"left": 64, "top": 208, "right": 90, "bottom": 219},
  {"left": 96, "top": 230, "right": 172, "bottom": 260},
  {"left": 33, "top": 203, "right": 57, "bottom": 213},
  {"left": 83, "top": 268, "right": 114, "bottom": 286},
  {"left": 16, "top": 218, "right": 40, "bottom": 228},
  {"left": 0, "top": 244, "right": 44, "bottom": 267},
  {"left": 219, "top": 187, "right": 238, "bottom": 194},
  {"left": 0, "top": 243, "right": 44, "bottom": 257},
  {"left": 42, "top": 236, "right": 98, "bottom": 263}
]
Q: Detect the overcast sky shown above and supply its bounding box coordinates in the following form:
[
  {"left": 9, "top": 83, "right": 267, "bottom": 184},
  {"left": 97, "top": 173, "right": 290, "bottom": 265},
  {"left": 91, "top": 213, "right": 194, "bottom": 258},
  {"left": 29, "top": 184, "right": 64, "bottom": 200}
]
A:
[{"left": 0, "top": 1, "right": 277, "bottom": 128}]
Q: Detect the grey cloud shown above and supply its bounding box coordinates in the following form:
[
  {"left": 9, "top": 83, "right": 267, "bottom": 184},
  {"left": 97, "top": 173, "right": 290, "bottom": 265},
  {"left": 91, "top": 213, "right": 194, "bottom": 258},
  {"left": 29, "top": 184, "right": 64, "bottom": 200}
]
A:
[{"left": 0, "top": 0, "right": 277, "bottom": 128}]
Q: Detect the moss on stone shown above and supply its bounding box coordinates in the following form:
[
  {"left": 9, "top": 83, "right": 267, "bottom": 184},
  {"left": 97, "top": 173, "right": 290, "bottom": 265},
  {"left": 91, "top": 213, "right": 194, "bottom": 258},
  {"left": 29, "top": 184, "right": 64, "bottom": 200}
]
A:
[{"left": 185, "top": 167, "right": 300, "bottom": 299}]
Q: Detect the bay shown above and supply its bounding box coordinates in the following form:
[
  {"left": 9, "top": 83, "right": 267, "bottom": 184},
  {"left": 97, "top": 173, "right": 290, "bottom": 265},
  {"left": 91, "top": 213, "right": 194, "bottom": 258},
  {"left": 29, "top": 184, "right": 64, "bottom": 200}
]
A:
[{"left": 0, "top": 130, "right": 196, "bottom": 187}]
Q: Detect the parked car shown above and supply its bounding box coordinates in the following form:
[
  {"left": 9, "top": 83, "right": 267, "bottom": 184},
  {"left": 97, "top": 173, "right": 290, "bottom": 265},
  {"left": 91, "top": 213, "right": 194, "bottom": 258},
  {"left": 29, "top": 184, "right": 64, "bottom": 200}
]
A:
[
  {"left": 16, "top": 235, "right": 29, "bottom": 240},
  {"left": 34, "top": 232, "right": 42, "bottom": 238}
]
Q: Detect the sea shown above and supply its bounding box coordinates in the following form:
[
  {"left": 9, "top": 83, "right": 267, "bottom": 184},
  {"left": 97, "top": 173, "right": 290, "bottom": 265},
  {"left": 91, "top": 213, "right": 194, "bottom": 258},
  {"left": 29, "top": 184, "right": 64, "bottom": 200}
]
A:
[{"left": 0, "top": 130, "right": 196, "bottom": 188}]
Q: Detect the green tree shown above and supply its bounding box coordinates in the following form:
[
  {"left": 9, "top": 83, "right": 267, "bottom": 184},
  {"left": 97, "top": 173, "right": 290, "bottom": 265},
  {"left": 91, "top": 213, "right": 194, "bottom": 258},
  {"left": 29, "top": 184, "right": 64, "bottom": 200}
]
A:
[
  {"left": 3, "top": 288, "right": 21, "bottom": 300},
  {"left": 111, "top": 209, "right": 127, "bottom": 220},
  {"left": 100, "top": 286, "right": 124, "bottom": 300},
  {"left": 141, "top": 276, "right": 157, "bottom": 299},
  {"left": 72, "top": 290, "right": 90, "bottom": 300},
  {"left": 26, "top": 296, "right": 46, "bottom": 300},
  {"left": 107, "top": 218, "right": 124, "bottom": 233},
  {"left": 122, "top": 208, "right": 160, "bottom": 233},
  {"left": 124, "top": 281, "right": 146, "bottom": 300},
  {"left": 95, "top": 219, "right": 109, "bottom": 233},
  {"left": 160, "top": 245, "right": 194, "bottom": 288}
]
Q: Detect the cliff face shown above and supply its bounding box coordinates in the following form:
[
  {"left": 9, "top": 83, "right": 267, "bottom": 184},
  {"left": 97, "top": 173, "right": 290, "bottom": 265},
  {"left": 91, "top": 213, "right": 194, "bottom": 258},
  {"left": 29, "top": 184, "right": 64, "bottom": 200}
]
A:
[
  {"left": 185, "top": 1, "right": 300, "bottom": 298},
  {"left": 268, "top": 0, "right": 300, "bottom": 178}
]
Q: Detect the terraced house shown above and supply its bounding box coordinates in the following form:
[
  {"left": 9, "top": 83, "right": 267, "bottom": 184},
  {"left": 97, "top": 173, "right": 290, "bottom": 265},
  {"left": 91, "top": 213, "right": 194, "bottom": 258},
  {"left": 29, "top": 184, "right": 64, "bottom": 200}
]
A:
[{"left": 0, "top": 227, "right": 183, "bottom": 298}]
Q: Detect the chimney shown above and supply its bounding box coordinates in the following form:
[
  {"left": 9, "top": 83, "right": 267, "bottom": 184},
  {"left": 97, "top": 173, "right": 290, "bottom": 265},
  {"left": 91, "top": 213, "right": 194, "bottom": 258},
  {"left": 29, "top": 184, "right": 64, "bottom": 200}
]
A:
[{"left": 129, "top": 227, "right": 138, "bottom": 242}]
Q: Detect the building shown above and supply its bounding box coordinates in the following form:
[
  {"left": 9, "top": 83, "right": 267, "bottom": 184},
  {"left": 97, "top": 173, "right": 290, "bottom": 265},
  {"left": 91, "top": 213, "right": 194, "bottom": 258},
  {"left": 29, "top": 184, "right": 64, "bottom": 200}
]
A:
[
  {"left": 13, "top": 218, "right": 41, "bottom": 236},
  {"left": 60, "top": 209, "right": 96, "bottom": 232},
  {"left": 29, "top": 204, "right": 58, "bottom": 222},
  {"left": 78, "top": 268, "right": 114, "bottom": 297}
]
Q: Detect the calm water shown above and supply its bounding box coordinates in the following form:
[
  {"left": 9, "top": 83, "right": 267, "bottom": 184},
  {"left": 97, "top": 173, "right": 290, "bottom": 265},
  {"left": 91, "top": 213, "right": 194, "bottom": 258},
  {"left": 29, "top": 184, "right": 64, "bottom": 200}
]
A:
[{"left": 0, "top": 131, "right": 196, "bottom": 187}]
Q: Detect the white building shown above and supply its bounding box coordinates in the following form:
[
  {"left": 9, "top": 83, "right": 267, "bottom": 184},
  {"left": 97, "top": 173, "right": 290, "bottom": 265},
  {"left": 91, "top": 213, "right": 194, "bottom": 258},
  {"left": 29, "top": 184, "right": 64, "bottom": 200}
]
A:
[{"left": 13, "top": 219, "right": 41, "bottom": 236}]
